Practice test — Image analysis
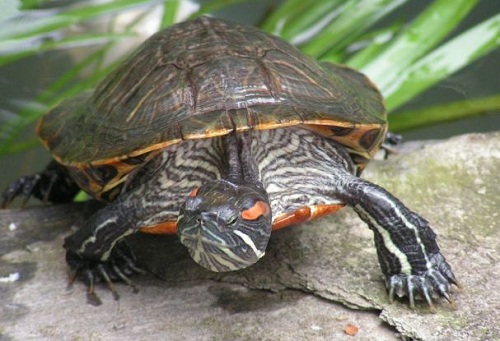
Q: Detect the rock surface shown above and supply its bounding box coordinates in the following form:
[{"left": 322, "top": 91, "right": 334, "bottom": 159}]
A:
[{"left": 0, "top": 132, "right": 499, "bottom": 341}]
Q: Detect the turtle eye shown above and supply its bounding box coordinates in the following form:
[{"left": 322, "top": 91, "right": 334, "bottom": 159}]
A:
[{"left": 226, "top": 215, "right": 239, "bottom": 226}]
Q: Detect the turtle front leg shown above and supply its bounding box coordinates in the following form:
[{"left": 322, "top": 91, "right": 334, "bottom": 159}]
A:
[
  {"left": 64, "top": 199, "right": 143, "bottom": 305},
  {"left": 337, "top": 176, "right": 458, "bottom": 310}
]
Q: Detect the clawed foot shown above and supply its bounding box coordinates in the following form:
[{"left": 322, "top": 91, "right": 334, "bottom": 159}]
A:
[
  {"left": 66, "top": 242, "right": 144, "bottom": 306},
  {"left": 2, "top": 161, "right": 79, "bottom": 208},
  {"left": 2, "top": 174, "right": 44, "bottom": 208},
  {"left": 380, "top": 132, "right": 402, "bottom": 158},
  {"left": 386, "top": 253, "right": 459, "bottom": 312}
]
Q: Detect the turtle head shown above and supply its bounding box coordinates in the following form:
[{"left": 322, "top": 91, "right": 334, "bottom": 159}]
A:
[{"left": 177, "top": 180, "right": 272, "bottom": 272}]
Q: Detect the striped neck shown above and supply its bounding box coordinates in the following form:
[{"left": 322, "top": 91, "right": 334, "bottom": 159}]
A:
[{"left": 177, "top": 133, "right": 272, "bottom": 272}]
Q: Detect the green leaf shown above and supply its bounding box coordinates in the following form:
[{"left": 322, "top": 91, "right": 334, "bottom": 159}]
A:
[
  {"left": 360, "top": 0, "right": 479, "bottom": 99},
  {"left": 299, "top": 0, "right": 407, "bottom": 58},
  {"left": 389, "top": 95, "right": 500, "bottom": 132},
  {"left": 384, "top": 13, "right": 500, "bottom": 111},
  {"left": 0, "top": 0, "right": 160, "bottom": 41},
  {"left": 0, "top": 32, "right": 134, "bottom": 67},
  {"left": 187, "top": 0, "right": 250, "bottom": 19},
  {"left": 260, "top": 0, "right": 311, "bottom": 34},
  {"left": 161, "top": 0, "right": 181, "bottom": 27},
  {"left": 19, "top": 0, "right": 50, "bottom": 10},
  {"left": 265, "top": 0, "right": 344, "bottom": 41}
]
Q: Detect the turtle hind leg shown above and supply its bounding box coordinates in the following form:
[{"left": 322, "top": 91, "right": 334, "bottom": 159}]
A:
[
  {"left": 2, "top": 160, "right": 80, "bottom": 208},
  {"left": 380, "top": 132, "right": 402, "bottom": 158}
]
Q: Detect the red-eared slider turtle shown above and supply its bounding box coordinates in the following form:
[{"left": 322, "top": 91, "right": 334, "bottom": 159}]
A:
[{"left": 2, "top": 16, "right": 457, "bottom": 308}]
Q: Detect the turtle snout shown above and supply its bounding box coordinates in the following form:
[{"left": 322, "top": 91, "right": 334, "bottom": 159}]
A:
[
  {"left": 183, "top": 196, "right": 203, "bottom": 212},
  {"left": 199, "top": 211, "right": 212, "bottom": 224}
]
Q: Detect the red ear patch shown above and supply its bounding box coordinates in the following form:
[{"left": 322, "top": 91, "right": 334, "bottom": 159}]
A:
[
  {"left": 241, "top": 201, "right": 270, "bottom": 220},
  {"left": 189, "top": 188, "right": 199, "bottom": 197}
]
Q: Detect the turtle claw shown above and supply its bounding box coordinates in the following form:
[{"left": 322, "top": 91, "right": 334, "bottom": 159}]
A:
[
  {"left": 97, "top": 264, "right": 121, "bottom": 301},
  {"left": 380, "top": 132, "right": 402, "bottom": 158},
  {"left": 85, "top": 270, "right": 103, "bottom": 306},
  {"left": 87, "top": 290, "right": 103, "bottom": 306},
  {"left": 2, "top": 174, "right": 42, "bottom": 208},
  {"left": 386, "top": 253, "right": 457, "bottom": 311},
  {"left": 65, "top": 242, "right": 143, "bottom": 305},
  {"left": 66, "top": 266, "right": 104, "bottom": 306},
  {"left": 1, "top": 161, "right": 79, "bottom": 208}
]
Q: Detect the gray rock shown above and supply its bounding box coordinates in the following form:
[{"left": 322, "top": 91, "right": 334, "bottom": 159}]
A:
[{"left": 1, "top": 132, "right": 498, "bottom": 341}]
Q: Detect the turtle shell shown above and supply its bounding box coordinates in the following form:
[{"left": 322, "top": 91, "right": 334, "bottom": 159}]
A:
[{"left": 37, "top": 16, "right": 386, "bottom": 201}]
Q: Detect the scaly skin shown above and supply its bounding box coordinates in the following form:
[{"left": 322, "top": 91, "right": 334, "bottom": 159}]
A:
[
  {"left": 344, "top": 179, "right": 458, "bottom": 310},
  {"left": 2, "top": 129, "right": 458, "bottom": 309}
]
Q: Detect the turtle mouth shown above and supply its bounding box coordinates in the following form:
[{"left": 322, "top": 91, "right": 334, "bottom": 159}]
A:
[
  {"left": 178, "top": 232, "right": 238, "bottom": 249},
  {"left": 179, "top": 233, "right": 263, "bottom": 272},
  {"left": 177, "top": 218, "right": 240, "bottom": 249},
  {"left": 177, "top": 226, "right": 265, "bottom": 272}
]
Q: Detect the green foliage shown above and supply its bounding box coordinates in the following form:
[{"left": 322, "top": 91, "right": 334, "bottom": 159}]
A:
[{"left": 0, "top": 0, "right": 498, "bottom": 156}]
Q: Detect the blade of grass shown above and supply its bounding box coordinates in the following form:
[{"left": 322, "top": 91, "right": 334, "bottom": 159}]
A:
[
  {"left": 0, "top": 138, "right": 40, "bottom": 154},
  {"left": 345, "top": 21, "right": 402, "bottom": 68},
  {"left": 0, "top": 0, "right": 163, "bottom": 41},
  {"left": 389, "top": 95, "right": 500, "bottom": 132},
  {"left": 300, "top": 0, "right": 407, "bottom": 58},
  {"left": 361, "top": 0, "right": 478, "bottom": 96},
  {"left": 323, "top": 21, "right": 402, "bottom": 64},
  {"left": 274, "top": 0, "right": 344, "bottom": 43},
  {"left": 19, "top": 0, "right": 52, "bottom": 10},
  {"left": 260, "top": 0, "right": 311, "bottom": 35},
  {"left": 187, "top": 0, "right": 250, "bottom": 19},
  {"left": 384, "top": 13, "right": 500, "bottom": 111},
  {"left": 0, "top": 32, "right": 134, "bottom": 67},
  {"left": 160, "top": 0, "right": 180, "bottom": 27}
]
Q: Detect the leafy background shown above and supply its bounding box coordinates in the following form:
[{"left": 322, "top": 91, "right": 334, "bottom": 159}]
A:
[{"left": 0, "top": 0, "right": 499, "bottom": 190}]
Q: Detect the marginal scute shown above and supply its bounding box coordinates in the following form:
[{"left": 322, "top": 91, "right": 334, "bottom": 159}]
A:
[
  {"left": 66, "top": 166, "right": 89, "bottom": 191},
  {"left": 359, "top": 128, "right": 384, "bottom": 151},
  {"left": 272, "top": 204, "right": 345, "bottom": 230},
  {"left": 87, "top": 165, "right": 118, "bottom": 187},
  {"left": 100, "top": 185, "right": 123, "bottom": 202},
  {"left": 121, "top": 152, "right": 152, "bottom": 165},
  {"left": 36, "top": 17, "right": 387, "bottom": 200},
  {"left": 327, "top": 126, "right": 356, "bottom": 136}
]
